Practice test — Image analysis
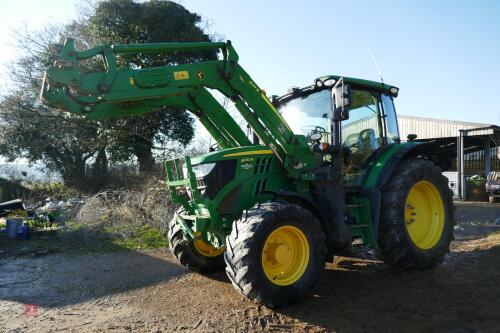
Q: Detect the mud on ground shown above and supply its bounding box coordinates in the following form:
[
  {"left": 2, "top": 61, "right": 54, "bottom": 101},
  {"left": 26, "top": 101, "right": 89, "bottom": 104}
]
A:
[{"left": 1, "top": 202, "right": 499, "bottom": 333}]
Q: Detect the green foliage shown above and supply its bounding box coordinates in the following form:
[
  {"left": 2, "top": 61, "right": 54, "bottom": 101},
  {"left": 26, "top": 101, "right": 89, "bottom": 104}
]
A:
[
  {"left": 24, "top": 180, "right": 80, "bottom": 200},
  {"left": 82, "top": 0, "right": 216, "bottom": 172},
  {"left": 0, "top": 220, "right": 169, "bottom": 256},
  {"left": 0, "top": 0, "right": 215, "bottom": 188},
  {"left": 0, "top": 91, "right": 101, "bottom": 189},
  {"left": 0, "top": 177, "right": 33, "bottom": 201},
  {"left": 4, "top": 209, "right": 28, "bottom": 218},
  {"left": 107, "top": 224, "right": 168, "bottom": 249},
  {"left": 467, "top": 175, "right": 487, "bottom": 187},
  {"left": 85, "top": 0, "right": 217, "bottom": 64}
]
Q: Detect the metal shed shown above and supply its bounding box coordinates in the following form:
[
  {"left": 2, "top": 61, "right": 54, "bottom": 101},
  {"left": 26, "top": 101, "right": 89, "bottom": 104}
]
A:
[
  {"left": 398, "top": 115, "right": 500, "bottom": 200},
  {"left": 398, "top": 115, "right": 492, "bottom": 140}
]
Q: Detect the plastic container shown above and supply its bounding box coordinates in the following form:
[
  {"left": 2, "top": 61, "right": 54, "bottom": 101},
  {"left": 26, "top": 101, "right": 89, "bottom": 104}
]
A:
[
  {"left": 6, "top": 219, "right": 22, "bottom": 239},
  {"left": 17, "top": 222, "right": 30, "bottom": 240}
]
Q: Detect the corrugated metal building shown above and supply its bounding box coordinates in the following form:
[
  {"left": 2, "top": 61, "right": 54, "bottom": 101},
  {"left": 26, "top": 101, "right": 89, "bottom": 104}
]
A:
[
  {"left": 397, "top": 115, "right": 500, "bottom": 171},
  {"left": 396, "top": 115, "right": 500, "bottom": 199},
  {"left": 398, "top": 115, "right": 492, "bottom": 140},
  {"left": 342, "top": 115, "right": 499, "bottom": 167},
  {"left": 342, "top": 114, "right": 500, "bottom": 199}
]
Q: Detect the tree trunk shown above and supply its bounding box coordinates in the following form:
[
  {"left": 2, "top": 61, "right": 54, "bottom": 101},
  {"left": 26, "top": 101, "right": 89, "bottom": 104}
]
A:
[
  {"left": 134, "top": 146, "right": 155, "bottom": 173},
  {"left": 61, "top": 156, "right": 88, "bottom": 190},
  {"left": 92, "top": 148, "right": 108, "bottom": 178},
  {"left": 89, "top": 148, "right": 109, "bottom": 189}
]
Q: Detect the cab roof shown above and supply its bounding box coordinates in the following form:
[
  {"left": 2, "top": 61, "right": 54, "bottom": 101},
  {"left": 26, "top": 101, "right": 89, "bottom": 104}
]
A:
[
  {"left": 274, "top": 75, "right": 399, "bottom": 106},
  {"left": 321, "top": 75, "right": 399, "bottom": 96}
]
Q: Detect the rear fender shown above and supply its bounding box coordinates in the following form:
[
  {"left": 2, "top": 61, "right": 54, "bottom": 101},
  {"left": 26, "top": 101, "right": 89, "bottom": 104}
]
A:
[{"left": 378, "top": 142, "right": 452, "bottom": 188}]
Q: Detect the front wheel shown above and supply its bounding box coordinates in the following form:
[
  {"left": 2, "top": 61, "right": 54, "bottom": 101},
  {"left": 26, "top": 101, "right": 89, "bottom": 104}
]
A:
[
  {"left": 168, "top": 208, "right": 225, "bottom": 273},
  {"left": 377, "top": 159, "right": 455, "bottom": 269},
  {"left": 225, "top": 202, "right": 326, "bottom": 308}
]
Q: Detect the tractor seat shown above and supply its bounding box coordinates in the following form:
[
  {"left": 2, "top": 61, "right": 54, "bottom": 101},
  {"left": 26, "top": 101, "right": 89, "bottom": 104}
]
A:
[{"left": 358, "top": 129, "right": 379, "bottom": 156}]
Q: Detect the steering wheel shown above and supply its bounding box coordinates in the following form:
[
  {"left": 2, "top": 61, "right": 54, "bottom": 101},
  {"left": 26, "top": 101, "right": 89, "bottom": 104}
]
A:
[{"left": 300, "top": 126, "right": 331, "bottom": 142}]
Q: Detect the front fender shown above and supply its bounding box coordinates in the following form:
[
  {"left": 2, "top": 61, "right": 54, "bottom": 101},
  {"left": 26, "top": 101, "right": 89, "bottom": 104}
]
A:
[{"left": 262, "top": 190, "right": 336, "bottom": 261}]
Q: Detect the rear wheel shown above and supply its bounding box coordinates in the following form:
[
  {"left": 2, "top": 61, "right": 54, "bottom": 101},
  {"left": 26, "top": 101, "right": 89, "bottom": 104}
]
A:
[
  {"left": 378, "top": 159, "right": 455, "bottom": 269},
  {"left": 225, "top": 202, "right": 326, "bottom": 308},
  {"left": 168, "top": 208, "right": 225, "bottom": 273}
]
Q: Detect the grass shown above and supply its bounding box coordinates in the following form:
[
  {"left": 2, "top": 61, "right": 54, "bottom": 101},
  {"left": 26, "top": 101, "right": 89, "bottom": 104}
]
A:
[
  {"left": 107, "top": 225, "right": 168, "bottom": 249},
  {"left": 0, "top": 221, "right": 169, "bottom": 257}
]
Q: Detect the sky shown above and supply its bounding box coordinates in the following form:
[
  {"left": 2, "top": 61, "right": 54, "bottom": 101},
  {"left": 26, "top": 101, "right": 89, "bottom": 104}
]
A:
[{"left": 1, "top": 0, "right": 499, "bottom": 125}]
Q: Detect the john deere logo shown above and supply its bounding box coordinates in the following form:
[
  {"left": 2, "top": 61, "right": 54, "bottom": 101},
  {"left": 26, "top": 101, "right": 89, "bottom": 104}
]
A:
[
  {"left": 241, "top": 163, "right": 253, "bottom": 170},
  {"left": 196, "top": 71, "right": 205, "bottom": 80}
]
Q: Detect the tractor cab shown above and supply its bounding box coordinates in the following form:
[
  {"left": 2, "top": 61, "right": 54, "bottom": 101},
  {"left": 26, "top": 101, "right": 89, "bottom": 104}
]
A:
[{"left": 276, "top": 76, "right": 400, "bottom": 186}]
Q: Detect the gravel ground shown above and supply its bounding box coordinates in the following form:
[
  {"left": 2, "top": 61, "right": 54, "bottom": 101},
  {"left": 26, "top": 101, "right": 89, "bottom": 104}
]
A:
[{"left": 1, "top": 202, "right": 499, "bottom": 333}]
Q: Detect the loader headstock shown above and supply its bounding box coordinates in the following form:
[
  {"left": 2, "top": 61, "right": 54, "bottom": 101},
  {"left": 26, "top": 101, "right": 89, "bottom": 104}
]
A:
[{"left": 40, "top": 38, "right": 235, "bottom": 117}]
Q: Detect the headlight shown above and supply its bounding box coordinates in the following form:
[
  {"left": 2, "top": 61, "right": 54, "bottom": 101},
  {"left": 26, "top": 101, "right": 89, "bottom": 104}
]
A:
[
  {"left": 390, "top": 87, "right": 399, "bottom": 96},
  {"left": 323, "top": 78, "right": 336, "bottom": 87},
  {"left": 192, "top": 163, "right": 216, "bottom": 178}
]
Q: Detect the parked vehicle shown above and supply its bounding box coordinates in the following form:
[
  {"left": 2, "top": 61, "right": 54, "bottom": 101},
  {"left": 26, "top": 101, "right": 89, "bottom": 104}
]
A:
[{"left": 486, "top": 172, "right": 500, "bottom": 203}]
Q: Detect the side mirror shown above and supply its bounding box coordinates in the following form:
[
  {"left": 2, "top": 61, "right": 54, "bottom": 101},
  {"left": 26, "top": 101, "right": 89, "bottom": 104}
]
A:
[
  {"left": 407, "top": 134, "right": 418, "bottom": 141},
  {"left": 332, "top": 80, "right": 351, "bottom": 121}
]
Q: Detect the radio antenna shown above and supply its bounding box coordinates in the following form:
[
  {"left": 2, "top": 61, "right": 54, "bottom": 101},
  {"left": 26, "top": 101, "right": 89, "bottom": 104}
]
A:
[{"left": 362, "top": 39, "right": 384, "bottom": 83}]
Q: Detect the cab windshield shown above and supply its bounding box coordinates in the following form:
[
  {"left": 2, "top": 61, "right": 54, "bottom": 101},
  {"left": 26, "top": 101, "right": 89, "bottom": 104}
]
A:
[{"left": 278, "top": 89, "right": 331, "bottom": 136}]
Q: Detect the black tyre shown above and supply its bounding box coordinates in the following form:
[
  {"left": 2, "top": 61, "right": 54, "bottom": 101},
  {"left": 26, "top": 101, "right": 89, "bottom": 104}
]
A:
[
  {"left": 378, "top": 159, "right": 455, "bottom": 269},
  {"left": 168, "top": 208, "right": 225, "bottom": 273},
  {"left": 225, "top": 202, "right": 326, "bottom": 308}
]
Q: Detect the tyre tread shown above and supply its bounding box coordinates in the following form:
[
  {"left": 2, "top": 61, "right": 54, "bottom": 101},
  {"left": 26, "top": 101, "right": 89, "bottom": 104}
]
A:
[{"left": 377, "top": 159, "right": 455, "bottom": 269}]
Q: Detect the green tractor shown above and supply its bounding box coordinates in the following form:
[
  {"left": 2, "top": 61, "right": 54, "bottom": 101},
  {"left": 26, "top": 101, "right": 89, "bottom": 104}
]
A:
[{"left": 41, "top": 39, "right": 455, "bottom": 307}]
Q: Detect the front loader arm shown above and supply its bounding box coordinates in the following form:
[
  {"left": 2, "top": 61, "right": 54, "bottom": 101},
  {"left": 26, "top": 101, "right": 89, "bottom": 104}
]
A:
[{"left": 41, "top": 38, "right": 316, "bottom": 179}]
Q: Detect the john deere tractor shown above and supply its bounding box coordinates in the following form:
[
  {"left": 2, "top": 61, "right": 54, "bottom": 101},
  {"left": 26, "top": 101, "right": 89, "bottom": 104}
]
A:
[{"left": 41, "top": 39, "right": 455, "bottom": 307}]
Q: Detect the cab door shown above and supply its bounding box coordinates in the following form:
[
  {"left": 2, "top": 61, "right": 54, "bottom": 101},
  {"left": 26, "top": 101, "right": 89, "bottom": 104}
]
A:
[
  {"left": 340, "top": 89, "right": 401, "bottom": 188},
  {"left": 341, "top": 89, "right": 384, "bottom": 187}
]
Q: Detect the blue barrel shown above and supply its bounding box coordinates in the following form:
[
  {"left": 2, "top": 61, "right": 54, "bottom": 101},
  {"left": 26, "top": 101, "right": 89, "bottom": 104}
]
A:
[
  {"left": 17, "top": 222, "right": 30, "bottom": 240},
  {"left": 6, "top": 219, "right": 21, "bottom": 239}
]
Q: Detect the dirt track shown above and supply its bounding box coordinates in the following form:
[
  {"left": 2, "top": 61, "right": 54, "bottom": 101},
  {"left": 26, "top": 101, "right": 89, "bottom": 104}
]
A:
[{"left": 1, "top": 202, "right": 499, "bottom": 333}]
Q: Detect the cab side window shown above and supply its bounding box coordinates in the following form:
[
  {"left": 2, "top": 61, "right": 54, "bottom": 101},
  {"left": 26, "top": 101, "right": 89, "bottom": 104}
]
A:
[
  {"left": 381, "top": 94, "right": 400, "bottom": 143},
  {"left": 341, "top": 90, "right": 383, "bottom": 186}
]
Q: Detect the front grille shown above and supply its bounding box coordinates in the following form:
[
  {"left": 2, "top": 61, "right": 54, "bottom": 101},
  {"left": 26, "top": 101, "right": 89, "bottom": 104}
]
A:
[
  {"left": 254, "top": 157, "right": 272, "bottom": 174},
  {"left": 198, "top": 159, "right": 237, "bottom": 199},
  {"left": 253, "top": 178, "right": 268, "bottom": 196}
]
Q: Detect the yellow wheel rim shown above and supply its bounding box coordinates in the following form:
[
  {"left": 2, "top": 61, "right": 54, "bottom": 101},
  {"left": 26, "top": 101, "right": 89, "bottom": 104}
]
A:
[
  {"left": 193, "top": 239, "right": 225, "bottom": 257},
  {"left": 261, "top": 226, "right": 309, "bottom": 286},
  {"left": 405, "top": 181, "right": 445, "bottom": 249}
]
